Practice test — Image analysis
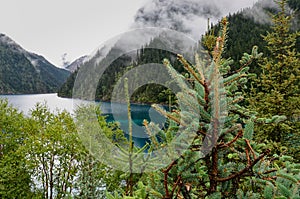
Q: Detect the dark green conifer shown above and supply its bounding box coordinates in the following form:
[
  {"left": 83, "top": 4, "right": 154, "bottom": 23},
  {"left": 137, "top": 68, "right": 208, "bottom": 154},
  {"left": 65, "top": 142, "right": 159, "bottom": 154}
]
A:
[
  {"left": 105, "top": 16, "right": 300, "bottom": 198},
  {"left": 249, "top": 0, "right": 300, "bottom": 160}
]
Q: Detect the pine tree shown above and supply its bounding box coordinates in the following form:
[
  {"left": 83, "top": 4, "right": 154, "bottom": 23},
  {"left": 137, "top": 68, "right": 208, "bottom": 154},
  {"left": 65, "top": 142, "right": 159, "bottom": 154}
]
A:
[
  {"left": 249, "top": 0, "right": 300, "bottom": 160},
  {"left": 139, "top": 16, "right": 299, "bottom": 198},
  {"left": 104, "top": 17, "right": 300, "bottom": 198}
]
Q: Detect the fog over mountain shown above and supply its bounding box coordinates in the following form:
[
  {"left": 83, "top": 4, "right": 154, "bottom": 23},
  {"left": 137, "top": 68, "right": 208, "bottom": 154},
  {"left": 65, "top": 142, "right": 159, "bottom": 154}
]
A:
[
  {"left": 243, "top": 0, "right": 280, "bottom": 25},
  {"left": 71, "top": 0, "right": 300, "bottom": 77},
  {"left": 75, "top": 0, "right": 276, "bottom": 67},
  {"left": 59, "top": 0, "right": 300, "bottom": 102},
  {"left": 81, "top": 0, "right": 260, "bottom": 64},
  {"left": 131, "top": 0, "right": 259, "bottom": 40},
  {"left": 65, "top": 55, "right": 88, "bottom": 72}
]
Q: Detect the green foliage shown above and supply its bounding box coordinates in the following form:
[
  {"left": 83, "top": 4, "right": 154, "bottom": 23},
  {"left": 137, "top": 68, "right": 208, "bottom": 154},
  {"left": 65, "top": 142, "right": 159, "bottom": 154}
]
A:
[
  {"left": 289, "top": 0, "right": 300, "bottom": 10},
  {"left": 58, "top": 39, "right": 182, "bottom": 104},
  {"left": 111, "top": 10, "right": 299, "bottom": 198},
  {"left": 0, "top": 99, "right": 34, "bottom": 198},
  {"left": 1, "top": 1, "right": 300, "bottom": 198},
  {"left": 0, "top": 99, "right": 131, "bottom": 198},
  {"left": 0, "top": 34, "right": 70, "bottom": 94},
  {"left": 248, "top": 0, "right": 300, "bottom": 160},
  {"left": 22, "top": 103, "right": 85, "bottom": 198}
]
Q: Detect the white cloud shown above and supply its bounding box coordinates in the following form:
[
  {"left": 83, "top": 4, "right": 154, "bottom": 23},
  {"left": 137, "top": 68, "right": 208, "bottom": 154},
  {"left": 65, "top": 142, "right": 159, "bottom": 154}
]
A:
[
  {"left": 132, "top": 0, "right": 259, "bottom": 40},
  {"left": 0, "top": 0, "right": 260, "bottom": 66},
  {"left": 0, "top": 0, "right": 147, "bottom": 66}
]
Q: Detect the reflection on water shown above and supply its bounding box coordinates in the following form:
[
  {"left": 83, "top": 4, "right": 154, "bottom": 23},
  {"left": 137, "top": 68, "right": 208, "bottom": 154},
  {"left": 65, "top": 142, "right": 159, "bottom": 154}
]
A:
[
  {"left": 0, "top": 93, "right": 80, "bottom": 115},
  {"left": 0, "top": 93, "right": 167, "bottom": 147}
]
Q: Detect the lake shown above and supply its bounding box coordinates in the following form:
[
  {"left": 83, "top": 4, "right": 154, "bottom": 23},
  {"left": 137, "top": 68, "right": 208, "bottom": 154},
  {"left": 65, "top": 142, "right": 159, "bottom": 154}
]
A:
[
  {"left": 0, "top": 93, "right": 79, "bottom": 115},
  {"left": 0, "top": 93, "right": 166, "bottom": 147}
]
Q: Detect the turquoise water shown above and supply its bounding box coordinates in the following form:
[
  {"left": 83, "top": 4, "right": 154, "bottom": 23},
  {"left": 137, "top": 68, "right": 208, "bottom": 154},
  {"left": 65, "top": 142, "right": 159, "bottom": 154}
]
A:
[
  {"left": 0, "top": 93, "right": 166, "bottom": 147},
  {"left": 104, "top": 103, "right": 167, "bottom": 147}
]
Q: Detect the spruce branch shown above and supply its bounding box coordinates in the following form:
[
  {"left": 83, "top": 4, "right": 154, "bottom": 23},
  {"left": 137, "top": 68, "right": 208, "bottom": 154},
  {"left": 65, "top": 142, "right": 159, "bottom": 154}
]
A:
[
  {"left": 152, "top": 104, "right": 187, "bottom": 126},
  {"left": 125, "top": 78, "right": 134, "bottom": 196},
  {"left": 263, "top": 169, "right": 278, "bottom": 175},
  {"left": 219, "top": 124, "right": 243, "bottom": 140},
  {"left": 194, "top": 53, "right": 206, "bottom": 85},
  {"left": 171, "top": 176, "right": 182, "bottom": 199},
  {"left": 224, "top": 74, "right": 247, "bottom": 86},
  {"left": 218, "top": 130, "right": 243, "bottom": 149},
  {"left": 143, "top": 120, "right": 160, "bottom": 150},
  {"left": 205, "top": 59, "right": 227, "bottom": 154},
  {"left": 216, "top": 149, "right": 271, "bottom": 182},
  {"left": 229, "top": 109, "right": 251, "bottom": 119},
  {"left": 245, "top": 139, "right": 257, "bottom": 159},
  {"left": 246, "top": 148, "right": 251, "bottom": 166},
  {"left": 177, "top": 54, "right": 205, "bottom": 87},
  {"left": 162, "top": 160, "right": 178, "bottom": 199},
  {"left": 228, "top": 96, "right": 244, "bottom": 105},
  {"left": 212, "top": 17, "right": 228, "bottom": 63}
]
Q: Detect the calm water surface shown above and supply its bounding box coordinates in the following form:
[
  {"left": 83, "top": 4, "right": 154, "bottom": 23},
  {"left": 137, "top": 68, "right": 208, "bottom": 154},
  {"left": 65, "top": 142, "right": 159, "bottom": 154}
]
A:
[
  {"left": 0, "top": 93, "right": 80, "bottom": 115},
  {"left": 0, "top": 93, "right": 166, "bottom": 146}
]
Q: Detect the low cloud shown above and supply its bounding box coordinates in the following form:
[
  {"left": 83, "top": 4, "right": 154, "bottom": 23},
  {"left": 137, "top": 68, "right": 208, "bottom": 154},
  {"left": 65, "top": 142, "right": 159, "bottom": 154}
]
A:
[
  {"left": 242, "top": 0, "right": 279, "bottom": 25},
  {"left": 131, "top": 0, "right": 259, "bottom": 40}
]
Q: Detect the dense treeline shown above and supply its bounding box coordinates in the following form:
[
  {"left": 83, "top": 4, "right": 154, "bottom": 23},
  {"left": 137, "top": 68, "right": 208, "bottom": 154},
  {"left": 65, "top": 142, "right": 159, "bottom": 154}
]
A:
[
  {"left": 0, "top": 44, "right": 48, "bottom": 94},
  {"left": 248, "top": 0, "right": 300, "bottom": 160},
  {"left": 58, "top": 0, "right": 300, "bottom": 103},
  {"left": 0, "top": 34, "right": 70, "bottom": 94},
  {"left": 0, "top": 100, "right": 128, "bottom": 198},
  {"left": 3, "top": 1, "right": 299, "bottom": 198},
  {"left": 206, "top": 12, "right": 271, "bottom": 73},
  {"left": 59, "top": 47, "right": 132, "bottom": 101},
  {"left": 58, "top": 41, "right": 182, "bottom": 104},
  {"left": 1, "top": 1, "right": 299, "bottom": 198}
]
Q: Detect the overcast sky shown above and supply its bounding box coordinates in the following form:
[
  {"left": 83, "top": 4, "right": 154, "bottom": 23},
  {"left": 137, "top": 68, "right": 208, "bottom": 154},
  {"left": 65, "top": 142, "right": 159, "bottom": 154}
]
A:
[{"left": 0, "top": 0, "right": 258, "bottom": 67}]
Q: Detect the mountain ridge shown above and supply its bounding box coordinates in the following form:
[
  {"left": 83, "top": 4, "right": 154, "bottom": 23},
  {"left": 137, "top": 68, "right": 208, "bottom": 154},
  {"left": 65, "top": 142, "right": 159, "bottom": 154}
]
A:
[
  {"left": 58, "top": 0, "right": 300, "bottom": 102},
  {"left": 0, "top": 33, "right": 70, "bottom": 94},
  {"left": 65, "top": 55, "right": 88, "bottom": 72}
]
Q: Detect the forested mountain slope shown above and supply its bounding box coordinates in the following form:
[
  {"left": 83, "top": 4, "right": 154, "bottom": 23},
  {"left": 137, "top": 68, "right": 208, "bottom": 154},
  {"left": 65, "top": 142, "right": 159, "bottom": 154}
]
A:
[
  {"left": 58, "top": 0, "right": 299, "bottom": 102},
  {"left": 0, "top": 34, "right": 70, "bottom": 94}
]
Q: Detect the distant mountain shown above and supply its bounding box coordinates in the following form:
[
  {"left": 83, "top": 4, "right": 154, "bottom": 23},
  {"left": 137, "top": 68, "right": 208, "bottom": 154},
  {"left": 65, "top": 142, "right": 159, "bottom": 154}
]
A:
[
  {"left": 132, "top": 0, "right": 222, "bottom": 39},
  {"left": 58, "top": 0, "right": 300, "bottom": 102},
  {"left": 0, "top": 34, "right": 70, "bottom": 94},
  {"left": 65, "top": 55, "right": 88, "bottom": 72},
  {"left": 207, "top": 0, "right": 300, "bottom": 72}
]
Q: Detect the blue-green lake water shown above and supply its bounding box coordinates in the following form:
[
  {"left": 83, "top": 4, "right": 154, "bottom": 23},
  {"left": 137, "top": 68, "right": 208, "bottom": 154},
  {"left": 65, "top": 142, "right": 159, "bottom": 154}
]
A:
[{"left": 0, "top": 93, "right": 166, "bottom": 147}]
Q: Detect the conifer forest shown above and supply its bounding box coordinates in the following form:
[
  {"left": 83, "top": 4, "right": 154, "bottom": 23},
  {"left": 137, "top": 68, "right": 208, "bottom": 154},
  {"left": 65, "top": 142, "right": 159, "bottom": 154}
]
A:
[{"left": 0, "top": 0, "right": 299, "bottom": 198}]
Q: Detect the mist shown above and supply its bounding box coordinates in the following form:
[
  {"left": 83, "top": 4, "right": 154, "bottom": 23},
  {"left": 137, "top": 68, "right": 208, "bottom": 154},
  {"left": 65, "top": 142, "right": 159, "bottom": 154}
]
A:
[
  {"left": 242, "top": 0, "right": 279, "bottom": 25},
  {"left": 131, "top": 0, "right": 260, "bottom": 40},
  {"left": 87, "top": 0, "right": 277, "bottom": 67}
]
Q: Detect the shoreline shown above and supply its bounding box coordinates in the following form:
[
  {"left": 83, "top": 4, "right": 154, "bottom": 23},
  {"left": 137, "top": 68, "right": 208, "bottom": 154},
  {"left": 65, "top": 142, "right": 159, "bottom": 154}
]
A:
[{"left": 58, "top": 93, "right": 173, "bottom": 107}]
